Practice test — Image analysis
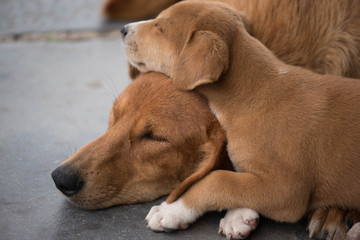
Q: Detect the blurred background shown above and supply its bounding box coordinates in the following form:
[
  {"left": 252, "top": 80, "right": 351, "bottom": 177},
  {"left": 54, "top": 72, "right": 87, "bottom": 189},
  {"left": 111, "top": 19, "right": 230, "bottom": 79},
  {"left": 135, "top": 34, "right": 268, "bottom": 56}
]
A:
[{"left": 0, "top": 0, "right": 124, "bottom": 36}]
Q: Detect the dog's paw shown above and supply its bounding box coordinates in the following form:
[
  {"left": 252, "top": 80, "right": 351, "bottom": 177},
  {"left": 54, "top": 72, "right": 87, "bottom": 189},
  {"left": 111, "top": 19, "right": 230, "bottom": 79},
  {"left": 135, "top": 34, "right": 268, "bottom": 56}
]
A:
[
  {"left": 218, "top": 208, "right": 259, "bottom": 239},
  {"left": 308, "top": 208, "right": 360, "bottom": 240},
  {"left": 145, "top": 199, "right": 202, "bottom": 232}
]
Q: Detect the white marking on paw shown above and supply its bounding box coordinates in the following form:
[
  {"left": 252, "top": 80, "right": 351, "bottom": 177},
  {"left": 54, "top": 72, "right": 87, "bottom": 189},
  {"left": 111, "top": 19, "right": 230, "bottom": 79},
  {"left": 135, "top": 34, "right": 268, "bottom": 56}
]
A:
[
  {"left": 145, "top": 199, "right": 203, "bottom": 232},
  {"left": 219, "top": 208, "right": 259, "bottom": 239}
]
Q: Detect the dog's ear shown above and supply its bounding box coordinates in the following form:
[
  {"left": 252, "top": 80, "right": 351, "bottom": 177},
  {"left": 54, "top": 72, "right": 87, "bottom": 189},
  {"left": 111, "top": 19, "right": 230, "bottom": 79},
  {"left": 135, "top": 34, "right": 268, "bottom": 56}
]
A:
[
  {"left": 128, "top": 62, "right": 142, "bottom": 81},
  {"left": 173, "top": 30, "right": 229, "bottom": 90},
  {"left": 166, "top": 119, "right": 226, "bottom": 203}
]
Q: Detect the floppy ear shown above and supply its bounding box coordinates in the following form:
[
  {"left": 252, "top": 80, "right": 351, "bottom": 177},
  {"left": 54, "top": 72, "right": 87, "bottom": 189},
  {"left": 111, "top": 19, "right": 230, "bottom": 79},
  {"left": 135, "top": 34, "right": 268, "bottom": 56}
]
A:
[
  {"left": 166, "top": 119, "right": 227, "bottom": 203},
  {"left": 173, "top": 31, "right": 229, "bottom": 90}
]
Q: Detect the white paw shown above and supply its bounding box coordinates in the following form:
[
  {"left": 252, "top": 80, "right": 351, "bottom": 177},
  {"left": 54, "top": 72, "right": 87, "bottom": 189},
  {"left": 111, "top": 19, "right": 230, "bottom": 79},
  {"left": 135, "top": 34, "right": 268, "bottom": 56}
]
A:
[
  {"left": 219, "top": 208, "right": 259, "bottom": 239},
  {"left": 145, "top": 199, "right": 203, "bottom": 232}
]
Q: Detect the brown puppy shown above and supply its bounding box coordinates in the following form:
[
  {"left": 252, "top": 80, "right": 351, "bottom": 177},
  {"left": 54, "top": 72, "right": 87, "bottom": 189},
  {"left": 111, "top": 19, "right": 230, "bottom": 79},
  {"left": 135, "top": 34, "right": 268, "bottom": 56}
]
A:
[
  {"left": 51, "top": 72, "right": 232, "bottom": 209},
  {"left": 121, "top": 1, "right": 360, "bottom": 239}
]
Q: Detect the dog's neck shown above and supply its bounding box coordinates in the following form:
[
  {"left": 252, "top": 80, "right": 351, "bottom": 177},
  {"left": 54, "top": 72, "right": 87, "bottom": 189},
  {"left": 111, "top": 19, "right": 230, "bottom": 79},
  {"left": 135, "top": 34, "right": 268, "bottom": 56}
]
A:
[{"left": 195, "top": 28, "right": 289, "bottom": 121}]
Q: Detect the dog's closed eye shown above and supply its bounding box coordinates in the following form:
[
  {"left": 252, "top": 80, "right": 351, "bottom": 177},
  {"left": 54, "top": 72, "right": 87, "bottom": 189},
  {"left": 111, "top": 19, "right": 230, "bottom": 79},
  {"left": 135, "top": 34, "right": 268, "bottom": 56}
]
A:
[{"left": 140, "top": 130, "right": 168, "bottom": 143}]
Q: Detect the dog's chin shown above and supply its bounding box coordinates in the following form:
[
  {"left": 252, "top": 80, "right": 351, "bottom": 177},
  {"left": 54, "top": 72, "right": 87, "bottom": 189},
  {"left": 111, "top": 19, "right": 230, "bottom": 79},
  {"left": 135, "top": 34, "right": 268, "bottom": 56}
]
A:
[
  {"left": 135, "top": 62, "right": 147, "bottom": 72},
  {"left": 65, "top": 192, "right": 151, "bottom": 210},
  {"left": 66, "top": 197, "right": 117, "bottom": 210}
]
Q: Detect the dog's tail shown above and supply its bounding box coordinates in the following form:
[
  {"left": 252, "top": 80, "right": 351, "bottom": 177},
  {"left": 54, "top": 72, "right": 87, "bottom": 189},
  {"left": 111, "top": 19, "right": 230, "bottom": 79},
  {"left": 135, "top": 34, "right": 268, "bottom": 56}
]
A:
[{"left": 166, "top": 120, "right": 227, "bottom": 203}]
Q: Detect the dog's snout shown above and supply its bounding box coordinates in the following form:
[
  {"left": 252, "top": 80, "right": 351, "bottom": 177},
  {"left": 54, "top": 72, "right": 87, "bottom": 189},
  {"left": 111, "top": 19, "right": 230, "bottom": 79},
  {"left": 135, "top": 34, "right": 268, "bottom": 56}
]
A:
[
  {"left": 121, "top": 25, "right": 128, "bottom": 38},
  {"left": 51, "top": 166, "right": 84, "bottom": 197}
]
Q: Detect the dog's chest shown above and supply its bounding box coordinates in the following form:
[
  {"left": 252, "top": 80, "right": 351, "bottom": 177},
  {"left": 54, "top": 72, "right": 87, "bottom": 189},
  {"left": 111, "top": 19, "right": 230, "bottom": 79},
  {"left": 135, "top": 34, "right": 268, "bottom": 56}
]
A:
[
  {"left": 226, "top": 137, "right": 257, "bottom": 173},
  {"left": 209, "top": 103, "right": 226, "bottom": 125}
]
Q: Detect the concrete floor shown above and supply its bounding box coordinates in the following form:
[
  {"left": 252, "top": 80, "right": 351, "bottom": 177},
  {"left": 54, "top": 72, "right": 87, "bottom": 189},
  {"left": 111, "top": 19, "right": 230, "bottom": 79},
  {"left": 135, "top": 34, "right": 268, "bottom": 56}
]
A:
[
  {"left": 0, "top": 0, "right": 123, "bottom": 35},
  {"left": 0, "top": 1, "right": 311, "bottom": 239}
]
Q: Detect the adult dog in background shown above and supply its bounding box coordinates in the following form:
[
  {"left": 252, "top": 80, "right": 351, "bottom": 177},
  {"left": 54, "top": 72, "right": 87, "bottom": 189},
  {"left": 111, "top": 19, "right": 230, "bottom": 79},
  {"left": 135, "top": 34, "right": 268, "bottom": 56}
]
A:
[{"left": 121, "top": 0, "right": 360, "bottom": 239}]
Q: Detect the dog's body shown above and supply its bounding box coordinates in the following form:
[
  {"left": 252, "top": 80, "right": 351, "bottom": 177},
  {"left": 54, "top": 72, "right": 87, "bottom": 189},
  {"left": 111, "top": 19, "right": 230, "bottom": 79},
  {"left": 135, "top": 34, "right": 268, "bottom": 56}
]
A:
[
  {"left": 176, "top": 38, "right": 360, "bottom": 220},
  {"left": 122, "top": 1, "right": 360, "bottom": 239},
  {"left": 220, "top": 0, "right": 360, "bottom": 78}
]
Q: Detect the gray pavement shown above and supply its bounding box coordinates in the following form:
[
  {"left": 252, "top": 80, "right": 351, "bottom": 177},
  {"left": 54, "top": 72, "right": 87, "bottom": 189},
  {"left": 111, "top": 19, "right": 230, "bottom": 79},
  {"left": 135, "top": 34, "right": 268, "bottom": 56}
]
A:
[
  {"left": 0, "top": 1, "right": 310, "bottom": 239},
  {"left": 0, "top": 0, "right": 125, "bottom": 36}
]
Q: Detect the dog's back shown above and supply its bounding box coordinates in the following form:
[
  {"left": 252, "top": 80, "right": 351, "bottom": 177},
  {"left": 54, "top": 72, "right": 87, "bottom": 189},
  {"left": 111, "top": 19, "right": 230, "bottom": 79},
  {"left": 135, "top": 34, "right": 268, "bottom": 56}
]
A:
[{"left": 209, "top": 0, "right": 360, "bottom": 78}]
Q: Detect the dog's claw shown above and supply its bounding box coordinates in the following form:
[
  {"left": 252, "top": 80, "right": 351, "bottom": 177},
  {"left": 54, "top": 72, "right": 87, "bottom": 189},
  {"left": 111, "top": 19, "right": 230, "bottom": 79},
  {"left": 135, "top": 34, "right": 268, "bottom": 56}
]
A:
[
  {"left": 245, "top": 218, "right": 259, "bottom": 229},
  {"left": 179, "top": 223, "right": 189, "bottom": 229}
]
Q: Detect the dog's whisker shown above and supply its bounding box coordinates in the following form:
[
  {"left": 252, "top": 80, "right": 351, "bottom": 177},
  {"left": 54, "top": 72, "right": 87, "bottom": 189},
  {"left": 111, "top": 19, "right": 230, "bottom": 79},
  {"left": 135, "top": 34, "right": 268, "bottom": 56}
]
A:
[
  {"left": 105, "top": 71, "right": 120, "bottom": 97},
  {"left": 103, "top": 72, "right": 119, "bottom": 102},
  {"left": 62, "top": 143, "right": 75, "bottom": 158},
  {"left": 95, "top": 71, "right": 117, "bottom": 102}
]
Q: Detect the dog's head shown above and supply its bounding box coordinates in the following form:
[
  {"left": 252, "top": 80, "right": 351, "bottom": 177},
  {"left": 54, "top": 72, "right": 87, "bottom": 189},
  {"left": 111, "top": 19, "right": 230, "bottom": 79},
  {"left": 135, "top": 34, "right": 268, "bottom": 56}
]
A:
[
  {"left": 51, "top": 72, "right": 228, "bottom": 209},
  {"left": 122, "top": 0, "right": 249, "bottom": 90}
]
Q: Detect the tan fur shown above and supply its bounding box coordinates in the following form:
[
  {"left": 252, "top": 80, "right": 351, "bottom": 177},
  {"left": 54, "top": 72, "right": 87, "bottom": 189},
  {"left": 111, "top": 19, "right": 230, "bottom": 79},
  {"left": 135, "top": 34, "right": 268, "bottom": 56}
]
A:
[
  {"left": 122, "top": 0, "right": 360, "bottom": 237},
  {"left": 123, "top": 0, "right": 360, "bottom": 79},
  {"left": 56, "top": 72, "right": 232, "bottom": 209},
  {"left": 216, "top": 0, "right": 360, "bottom": 78},
  {"left": 102, "top": 0, "right": 178, "bottom": 20}
]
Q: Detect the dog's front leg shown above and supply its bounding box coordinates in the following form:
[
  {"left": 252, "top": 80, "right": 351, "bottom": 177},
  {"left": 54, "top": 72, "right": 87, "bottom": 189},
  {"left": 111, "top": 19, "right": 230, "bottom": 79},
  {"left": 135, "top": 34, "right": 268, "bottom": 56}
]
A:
[
  {"left": 145, "top": 170, "right": 263, "bottom": 233},
  {"left": 145, "top": 170, "right": 263, "bottom": 236},
  {"left": 146, "top": 169, "right": 307, "bottom": 232},
  {"left": 146, "top": 202, "right": 259, "bottom": 239}
]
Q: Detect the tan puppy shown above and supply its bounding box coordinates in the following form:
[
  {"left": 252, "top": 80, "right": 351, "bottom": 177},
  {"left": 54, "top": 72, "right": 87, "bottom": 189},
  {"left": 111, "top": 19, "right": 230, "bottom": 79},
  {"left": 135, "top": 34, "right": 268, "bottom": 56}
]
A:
[
  {"left": 121, "top": 0, "right": 360, "bottom": 79},
  {"left": 51, "top": 72, "right": 233, "bottom": 209},
  {"left": 121, "top": 1, "right": 360, "bottom": 239}
]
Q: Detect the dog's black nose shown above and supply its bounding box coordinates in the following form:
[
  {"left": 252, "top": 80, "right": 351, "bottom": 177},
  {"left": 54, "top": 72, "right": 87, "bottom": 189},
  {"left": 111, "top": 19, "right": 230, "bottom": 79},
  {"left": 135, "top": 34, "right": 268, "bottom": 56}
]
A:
[
  {"left": 120, "top": 25, "right": 128, "bottom": 38},
  {"left": 51, "top": 166, "right": 84, "bottom": 197}
]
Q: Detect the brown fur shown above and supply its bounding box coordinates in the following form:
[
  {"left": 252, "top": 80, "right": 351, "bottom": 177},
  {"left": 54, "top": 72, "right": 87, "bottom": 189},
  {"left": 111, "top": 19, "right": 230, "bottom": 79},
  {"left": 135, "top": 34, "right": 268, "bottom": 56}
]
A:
[
  {"left": 122, "top": 1, "right": 360, "bottom": 238},
  {"left": 122, "top": 0, "right": 360, "bottom": 79},
  {"left": 102, "top": 0, "right": 178, "bottom": 20},
  {"left": 54, "top": 72, "right": 232, "bottom": 209},
  {"left": 308, "top": 208, "right": 360, "bottom": 239}
]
